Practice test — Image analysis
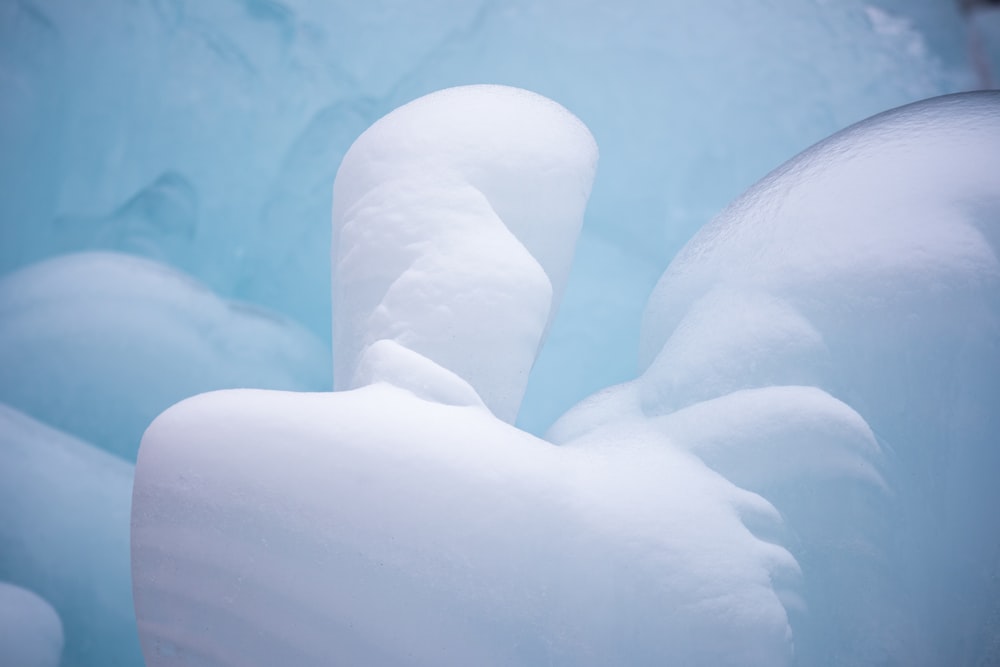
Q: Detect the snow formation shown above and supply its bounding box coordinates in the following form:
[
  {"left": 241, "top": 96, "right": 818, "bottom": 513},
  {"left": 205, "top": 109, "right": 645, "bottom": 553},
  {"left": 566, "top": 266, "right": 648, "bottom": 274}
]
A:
[
  {"left": 0, "top": 0, "right": 979, "bottom": 432},
  {"left": 0, "top": 404, "right": 140, "bottom": 667},
  {"left": 0, "top": 252, "right": 331, "bottom": 460},
  {"left": 132, "top": 86, "right": 1000, "bottom": 666},
  {"left": 553, "top": 90, "right": 1000, "bottom": 665},
  {"left": 332, "top": 85, "right": 596, "bottom": 421}
]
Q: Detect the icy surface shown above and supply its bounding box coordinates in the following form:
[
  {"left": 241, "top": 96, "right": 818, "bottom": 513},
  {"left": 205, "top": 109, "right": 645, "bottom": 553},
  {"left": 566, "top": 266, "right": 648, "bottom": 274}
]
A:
[
  {"left": 0, "top": 251, "right": 331, "bottom": 459},
  {"left": 0, "top": 582, "right": 63, "bottom": 667},
  {"left": 0, "top": 404, "right": 140, "bottom": 667},
  {"left": 332, "top": 85, "right": 596, "bottom": 422}
]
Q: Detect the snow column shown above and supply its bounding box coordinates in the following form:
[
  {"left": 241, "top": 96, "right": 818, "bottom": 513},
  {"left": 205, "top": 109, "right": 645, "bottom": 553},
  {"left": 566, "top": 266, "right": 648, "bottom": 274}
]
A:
[{"left": 331, "top": 85, "right": 597, "bottom": 423}]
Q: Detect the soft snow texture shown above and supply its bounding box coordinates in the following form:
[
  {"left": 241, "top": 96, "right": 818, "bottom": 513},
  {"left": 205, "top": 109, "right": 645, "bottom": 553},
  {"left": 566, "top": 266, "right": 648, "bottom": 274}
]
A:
[
  {"left": 132, "top": 89, "right": 1000, "bottom": 666},
  {"left": 0, "top": 582, "right": 63, "bottom": 667},
  {"left": 332, "top": 85, "right": 596, "bottom": 422},
  {"left": 0, "top": 252, "right": 331, "bottom": 459},
  {"left": 0, "top": 404, "right": 140, "bottom": 667},
  {"left": 132, "top": 86, "right": 795, "bottom": 666},
  {"left": 554, "top": 90, "right": 1000, "bottom": 665}
]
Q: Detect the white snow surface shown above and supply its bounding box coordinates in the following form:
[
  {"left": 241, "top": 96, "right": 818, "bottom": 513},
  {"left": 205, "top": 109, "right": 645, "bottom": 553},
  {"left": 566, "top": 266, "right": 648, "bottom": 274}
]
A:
[
  {"left": 133, "top": 89, "right": 1000, "bottom": 666},
  {"left": 133, "top": 386, "right": 796, "bottom": 667},
  {"left": 0, "top": 251, "right": 332, "bottom": 460},
  {"left": 332, "top": 85, "right": 597, "bottom": 422},
  {"left": 0, "top": 0, "right": 976, "bottom": 434},
  {"left": 0, "top": 582, "right": 63, "bottom": 667},
  {"left": 641, "top": 92, "right": 1000, "bottom": 372}
]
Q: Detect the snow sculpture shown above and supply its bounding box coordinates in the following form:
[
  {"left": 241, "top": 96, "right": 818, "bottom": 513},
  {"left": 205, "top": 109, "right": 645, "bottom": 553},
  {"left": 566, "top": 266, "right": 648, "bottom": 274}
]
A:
[
  {"left": 132, "top": 85, "right": 797, "bottom": 666},
  {"left": 0, "top": 0, "right": 971, "bottom": 436},
  {"left": 331, "top": 84, "right": 597, "bottom": 422},
  {"left": 0, "top": 582, "right": 63, "bottom": 667},
  {"left": 132, "top": 87, "right": 1000, "bottom": 666},
  {"left": 0, "top": 252, "right": 331, "bottom": 460},
  {"left": 0, "top": 404, "right": 140, "bottom": 667}
]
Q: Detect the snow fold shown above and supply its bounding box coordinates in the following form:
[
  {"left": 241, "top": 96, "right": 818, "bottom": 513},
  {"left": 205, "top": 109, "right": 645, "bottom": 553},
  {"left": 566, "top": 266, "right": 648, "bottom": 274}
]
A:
[{"left": 331, "top": 85, "right": 597, "bottom": 422}]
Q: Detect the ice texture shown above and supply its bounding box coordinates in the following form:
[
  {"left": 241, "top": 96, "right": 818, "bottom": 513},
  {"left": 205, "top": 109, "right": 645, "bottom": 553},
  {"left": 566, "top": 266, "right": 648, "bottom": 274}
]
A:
[
  {"left": 0, "top": 404, "right": 140, "bottom": 667},
  {"left": 0, "top": 582, "right": 63, "bottom": 667},
  {"left": 0, "top": 252, "right": 331, "bottom": 459}
]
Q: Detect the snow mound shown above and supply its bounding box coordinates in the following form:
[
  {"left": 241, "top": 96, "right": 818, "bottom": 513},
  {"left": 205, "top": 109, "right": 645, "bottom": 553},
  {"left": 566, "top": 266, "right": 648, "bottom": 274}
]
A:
[
  {"left": 0, "top": 582, "right": 63, "bottom": 667},
  {"left": 133, "top": 387, "right": 796, "bottom": 666},
  {"left": 0, "top": 252, "right": 331, "bottom": 459}
]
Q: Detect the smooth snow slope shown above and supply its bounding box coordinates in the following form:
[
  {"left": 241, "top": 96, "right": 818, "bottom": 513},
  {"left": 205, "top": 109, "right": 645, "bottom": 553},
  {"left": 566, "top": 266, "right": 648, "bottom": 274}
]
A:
[
  {"left": 0, "top": 0, "right": 976, "bottom": 433},
  {"left": 0, "top": 404, "right": 140, "bottom": 667},
  {"left": 0, "top": 582, "right": 63, "bottom": 667}
]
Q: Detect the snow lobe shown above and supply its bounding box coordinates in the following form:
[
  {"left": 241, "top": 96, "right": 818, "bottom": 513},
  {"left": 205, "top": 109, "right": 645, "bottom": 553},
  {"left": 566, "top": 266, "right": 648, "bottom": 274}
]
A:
[
  {"left": 0, "top": 582, "right": 63, "bottom": 667},
  {"left": 332, "top": 85, "right": 597, "bottom": 423},
  {"left": 554, "top": 90, "right": 1000, "bottom": 666},
  {"left": 0, "top": 252, "right": 331, "bottom": 460},
  {"left": 132, "top": 86, "right": 796, "bottom": 667}
]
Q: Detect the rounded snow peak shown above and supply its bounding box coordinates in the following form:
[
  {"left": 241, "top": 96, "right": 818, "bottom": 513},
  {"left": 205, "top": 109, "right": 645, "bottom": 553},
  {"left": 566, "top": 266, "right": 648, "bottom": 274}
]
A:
[
  {"left": 640, "top": 91, "right": 1000, "bottom": 370},
  {"left": 332, "top": 85, "right": 597, "bottom": 422}
]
